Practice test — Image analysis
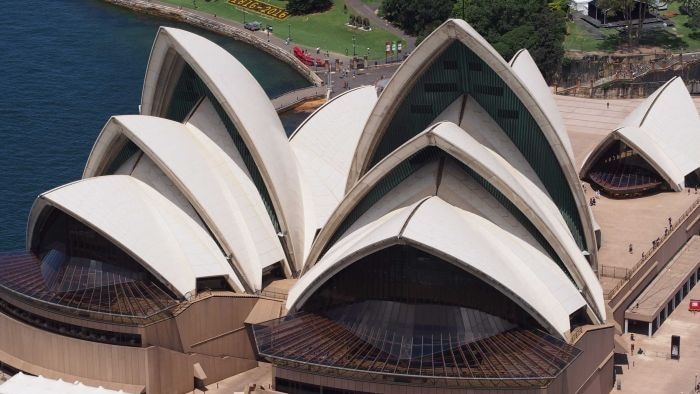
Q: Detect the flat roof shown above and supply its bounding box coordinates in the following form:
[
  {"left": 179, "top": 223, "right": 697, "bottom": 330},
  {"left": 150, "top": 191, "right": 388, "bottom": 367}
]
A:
[{"left": 625, "top": 236, "right": 700, "bottom": 322}]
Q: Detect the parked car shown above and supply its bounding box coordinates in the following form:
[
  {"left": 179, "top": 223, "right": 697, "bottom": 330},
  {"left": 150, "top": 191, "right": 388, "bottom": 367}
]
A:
[{"left": 244, "top": 21, "right": 261, "bottom": 31}]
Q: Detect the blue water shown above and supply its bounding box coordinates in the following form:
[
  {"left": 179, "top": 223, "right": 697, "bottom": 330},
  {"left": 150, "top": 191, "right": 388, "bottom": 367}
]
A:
[{"left": 0, "top": 0, "right": 309, "bottom": 250}]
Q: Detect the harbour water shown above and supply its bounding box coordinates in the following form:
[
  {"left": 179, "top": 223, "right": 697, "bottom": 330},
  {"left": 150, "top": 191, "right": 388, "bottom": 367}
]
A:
[{"left": 0, "top": 0, "right": 309, "bottom": 250}]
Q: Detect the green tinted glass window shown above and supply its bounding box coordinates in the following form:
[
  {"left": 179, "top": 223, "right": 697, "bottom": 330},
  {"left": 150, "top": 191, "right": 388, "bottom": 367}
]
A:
[
  {"left": 369, "top": 41, "right": 585, "bottom": 249},
  {"left": 164, "top": 63, "right": 280, "bottom": 232}
]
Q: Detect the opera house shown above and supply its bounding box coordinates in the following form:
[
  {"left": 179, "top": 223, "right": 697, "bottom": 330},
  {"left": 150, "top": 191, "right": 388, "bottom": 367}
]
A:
[{"left": 6, "top": 17, "right": 700, "bottom": 394}]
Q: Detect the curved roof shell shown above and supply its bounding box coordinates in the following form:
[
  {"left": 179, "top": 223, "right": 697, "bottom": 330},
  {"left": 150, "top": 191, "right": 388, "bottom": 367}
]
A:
[
  {"left": 288, "top": 196, "right": 586, "bottom": 338},
  {"left": 509, "top": 49, "right": 574, "bottom": 160},
  {"left": 308, "top": 121, "right": 605, "bottom": 321},
  {"left": 26, "top": 176, "right": 242, "bottom": 297},
  {"left": 290, "top": 86, "right": 378, "bottom": 229},
  {"left": 348, "top": 19, "right": 596, "bottom": 264},
  {"left": 140, "top": 26, "right": 312, "bottom": 272},
  {"left": 83, "top": 115, "right": 286, "bottom": 292},
  {"left": 581, "top": 77, "right": 700, "bottom": 190}
]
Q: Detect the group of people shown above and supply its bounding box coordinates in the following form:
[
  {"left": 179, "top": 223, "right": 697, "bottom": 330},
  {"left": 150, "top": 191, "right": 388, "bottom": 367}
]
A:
[{"left": 589, "top": 189, "right": 601, "bottom": 207}]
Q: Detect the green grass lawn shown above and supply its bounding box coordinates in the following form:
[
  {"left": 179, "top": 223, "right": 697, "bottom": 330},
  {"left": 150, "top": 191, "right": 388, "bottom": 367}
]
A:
[
  {"left": 564, "top": 21, "right": 603, "bottom": 52},
  {"left": 665, "top": 2, "right": 700, "bottom": 51},
  {"left": 159, "top": 0, "right": 402, "bottom": 59},
  {"left": 564, "top": 21, "right": 619, "bottom": 52}
]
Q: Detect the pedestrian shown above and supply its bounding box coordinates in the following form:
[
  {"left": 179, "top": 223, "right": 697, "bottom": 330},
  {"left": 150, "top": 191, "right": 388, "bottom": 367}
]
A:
[
  {"left": 629, "top": 243, "right": 633, "bottom": 254},
  {"left": 668, "top": 217, "right": 672, "bottom": 226},
  {"left": 607, "top": 102, "right": 610, "bottom": 109},
  {"left": 695, "top": 185, "right": 698, "bottom": 194},
  {"left": 631, "top": 342, "right": 635, "bottom": 354}
]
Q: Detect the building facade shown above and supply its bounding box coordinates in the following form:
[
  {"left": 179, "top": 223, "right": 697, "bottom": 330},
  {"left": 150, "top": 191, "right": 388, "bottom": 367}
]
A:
[{"left": 0, "top": 20, "right": 614, "bottom": 394}]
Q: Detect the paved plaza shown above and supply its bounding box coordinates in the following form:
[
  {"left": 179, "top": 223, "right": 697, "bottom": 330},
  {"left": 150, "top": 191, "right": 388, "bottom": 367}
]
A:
[
  {"left": 558, "top": 95, "right": 700, "bottom": 294},
  {"left": 614, "top": 283, "right": 700, "bottom": 394}
]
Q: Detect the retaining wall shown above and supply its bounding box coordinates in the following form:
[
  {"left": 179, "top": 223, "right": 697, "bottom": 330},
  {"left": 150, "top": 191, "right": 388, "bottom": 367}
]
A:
[{"left": 103, "top": 0, "right": 323, "bottom": 87}]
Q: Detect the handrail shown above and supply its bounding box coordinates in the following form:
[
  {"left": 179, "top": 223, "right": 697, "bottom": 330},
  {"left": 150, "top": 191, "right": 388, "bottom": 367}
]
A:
[
  {"left": 604, "top": 196, "right": 700, "bottom": 300},
  {"left": 556, "top": 52, "right": 700, "bottom": 97}
]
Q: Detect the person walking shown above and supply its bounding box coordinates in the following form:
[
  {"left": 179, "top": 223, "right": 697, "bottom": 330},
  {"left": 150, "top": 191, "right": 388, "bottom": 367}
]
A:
[{"left": 629, "top": 243, "right": 633, "bottom": 254}]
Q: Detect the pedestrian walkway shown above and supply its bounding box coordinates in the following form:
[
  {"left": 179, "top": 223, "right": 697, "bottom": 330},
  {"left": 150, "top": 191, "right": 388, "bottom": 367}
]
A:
[
  {"left": 624, "top": 236, "right": 700, "bottom": 336},
  {"left": 615, "top": 282, "right": 700, "bottom": 393}
]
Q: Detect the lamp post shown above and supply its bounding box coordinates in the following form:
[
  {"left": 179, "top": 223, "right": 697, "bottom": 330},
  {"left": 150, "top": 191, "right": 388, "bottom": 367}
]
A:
[
  {"left": 267, "top": 25, "right": 271, "bottom": 42},
  {"left": 287, "top": 23, "right": 291, "bottom": 43},
  {"left": 243, "top": 10, "right": 246, "bottom": 24},
  {"left": 352, "top": 34, "right": 356, "bottom": 58}
]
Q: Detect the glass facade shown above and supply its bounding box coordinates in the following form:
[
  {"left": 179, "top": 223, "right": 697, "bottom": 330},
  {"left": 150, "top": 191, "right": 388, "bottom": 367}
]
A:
[
  {"left": 275, "top": 379, "right": 375, "bottom": 394},
  {"left": 324, "top": 147, "right": 441, "bottom": 255},
  {"left": 0, "top": 209, "right": 179, "bottom": 321},
  {"left": 305, "top": 245, "right": 537, "bottom": 330},
  {"left": 323, "top": 150, "right": 569, "bottom": 278},
  {"left": 105, "top": 140, "right": 140, "bottom": 175},
  {"left": 163, "top": 62, "right": 281, "bottom": 232},
  {"left": 458, "top": 161, "right": 568, "bottom": 275},
  {"left": 368, "top": 41, "right": 586, "bottom": 250},
  {"left": 252, "top": 246, "right": 581, "bottom": 390},
  {"left": 0, "top": 298, "right": 141, "bottom": 346},
  {"left": 587, "top": 140, "right": 665, "bottom": 196}
]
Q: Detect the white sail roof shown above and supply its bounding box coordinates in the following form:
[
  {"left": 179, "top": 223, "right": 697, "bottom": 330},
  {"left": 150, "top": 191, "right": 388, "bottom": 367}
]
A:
[
  {"left": 348, "top": 19, "right": 596, "bottom": 265},
  {"left": 290, "top": 86, "right": 378, "bottom": 229},
  {"left": 307, "top": 122, "right": 605, "bottom": 321},
  {"left": 141, "top": 26, "right": 311, "bottom": 271},
  {"left": 83, "top": 115, "right": 286, "bottom": 291},
  {"left": 509, "top": 48, "right": 574, "bottom": 161},
  {"left": 27, "top": 176, "right": 241, "bottom": 296},
  {"left": 288, "top": 196, "right": 586, "bottom": 338},
  {"left": 581, "top": 77, "right": 700, "bottom": 190}
]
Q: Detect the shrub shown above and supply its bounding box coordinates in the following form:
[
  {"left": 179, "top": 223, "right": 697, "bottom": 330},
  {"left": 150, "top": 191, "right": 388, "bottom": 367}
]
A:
[{"left": 286, "top": 0, "right": 332, "bottom": 15}]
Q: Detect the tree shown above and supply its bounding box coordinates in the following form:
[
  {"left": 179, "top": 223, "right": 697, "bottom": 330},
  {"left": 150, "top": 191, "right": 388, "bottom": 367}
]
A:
[
  {"left": 457, "top": 0, "right": 566, "bottom": 80},
  {"left": 381, "top": 0, "right": 454, "bottom": 38},
  {"left": 597, "top": 0, "right": 635, "bottom": 43},
  {"left": 682, "top": 0, "right": 700, "bottom": 29},
  {"left": 286, "top": 0, "right": 332, "bottom": 15}
]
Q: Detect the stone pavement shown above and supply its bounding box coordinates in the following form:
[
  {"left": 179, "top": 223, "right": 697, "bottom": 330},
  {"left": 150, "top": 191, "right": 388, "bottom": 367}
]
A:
[
  {"left": 558, "top": 95, "right": 700, "bottom": 295},
  {"left": 614, "top": 283, "right": 700, "bottom": 394},
  {"left": 322, "top": 62, "right": 401, "bottom": 98}
]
